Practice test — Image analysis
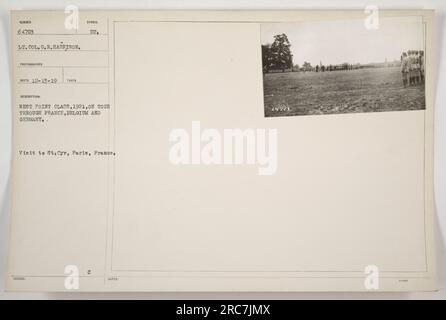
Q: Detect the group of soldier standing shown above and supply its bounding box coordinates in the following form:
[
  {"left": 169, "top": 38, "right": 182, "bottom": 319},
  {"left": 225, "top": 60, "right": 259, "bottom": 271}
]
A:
[{"left": 401, "top": 50, "right": 424, "bottom": 87}]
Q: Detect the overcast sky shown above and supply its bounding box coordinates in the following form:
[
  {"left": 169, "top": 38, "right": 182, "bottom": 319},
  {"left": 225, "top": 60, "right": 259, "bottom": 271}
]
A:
[{"left": 261, "top": 16, "right": 424, "bottom": 66}]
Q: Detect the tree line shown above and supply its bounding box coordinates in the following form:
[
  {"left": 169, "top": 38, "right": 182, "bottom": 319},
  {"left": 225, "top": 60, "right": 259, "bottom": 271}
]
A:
[{"left": 262, "top": 33, "right": 399, "bottom": 73}]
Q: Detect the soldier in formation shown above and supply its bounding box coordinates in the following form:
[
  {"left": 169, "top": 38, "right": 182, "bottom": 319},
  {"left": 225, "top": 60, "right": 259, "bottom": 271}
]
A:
[{"left": 401, "top": 50, "right": 424, "bottom": 87}]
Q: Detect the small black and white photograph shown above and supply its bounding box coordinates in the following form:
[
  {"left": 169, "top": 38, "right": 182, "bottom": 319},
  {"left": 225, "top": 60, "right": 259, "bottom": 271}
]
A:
[{"left": 261, "top": 17, "right": 426, "bottom": 117}]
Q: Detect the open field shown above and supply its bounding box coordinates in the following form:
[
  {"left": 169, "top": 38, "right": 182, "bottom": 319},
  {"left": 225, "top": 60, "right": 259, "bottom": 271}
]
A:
[{"left": 263, "top": 66, "right": 425, "bottom": 117}]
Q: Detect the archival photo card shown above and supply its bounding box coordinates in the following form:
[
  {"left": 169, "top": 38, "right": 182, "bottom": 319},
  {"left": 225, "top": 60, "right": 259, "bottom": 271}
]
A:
[
  {"left": 7, "top": 10, "right": 437, "bottom": 292},
  {"left": 261, "top": 16, "right": 426, "bottom": 117}
]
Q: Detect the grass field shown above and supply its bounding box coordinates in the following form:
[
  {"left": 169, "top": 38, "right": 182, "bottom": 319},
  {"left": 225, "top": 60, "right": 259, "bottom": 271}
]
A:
[{"left": 263, "top": 66, "right": 425, "bottom": 117}]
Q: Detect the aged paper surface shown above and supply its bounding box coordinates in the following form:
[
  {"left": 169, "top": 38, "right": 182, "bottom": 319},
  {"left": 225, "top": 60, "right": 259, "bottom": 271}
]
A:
[{"left": 7, "top": 10, "right": 437, "bottom": 291}]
